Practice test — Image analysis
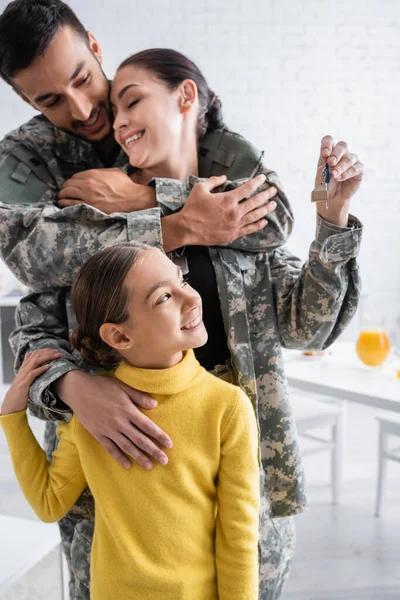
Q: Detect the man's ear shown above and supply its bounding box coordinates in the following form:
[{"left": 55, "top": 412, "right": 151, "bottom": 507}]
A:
[
  {"left": 179, "top": 79, "right": 197, "bottom": 114},
  {"left": 87, "top": 31, "right": 103, "bottom": 64},
  {"left": 99, "top": 323, "right": 133, "bottom": 350}
]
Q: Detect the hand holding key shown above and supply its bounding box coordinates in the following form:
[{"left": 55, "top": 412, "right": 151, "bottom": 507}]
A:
[{"left": 312, "top": 135, "right": 364, "bottom": 227}]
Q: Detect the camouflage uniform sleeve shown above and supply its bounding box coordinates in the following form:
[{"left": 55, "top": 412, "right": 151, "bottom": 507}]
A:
[
  {"left": 218, "top": 163, "right": 294, "bottom": 252},
  {"left": 271, "top": 214, "right": 363, "bottom": 349},
  {"left": 1, "top": 163, "right": 289, "bottom": 293},
  {"left": 154, "top": 172, "right": 293, "bottom": 253},
  {"left": 10, "top": 290, "right": 85, "bottom": 422},
  {"left": 0, "top": 136, "right": 165, "bottom": 291},
  {"left": 0, "top": 201, "right": 163, "bottom": 292}
]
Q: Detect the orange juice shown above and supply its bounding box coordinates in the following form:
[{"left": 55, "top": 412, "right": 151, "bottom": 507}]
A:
[{"left": 356, "top": 330, "right": 391, "bottom": 366}]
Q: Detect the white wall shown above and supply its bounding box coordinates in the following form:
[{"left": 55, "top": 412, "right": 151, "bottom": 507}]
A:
[{"left": 0, "top": 0, "right": 399, "bottom": 330}]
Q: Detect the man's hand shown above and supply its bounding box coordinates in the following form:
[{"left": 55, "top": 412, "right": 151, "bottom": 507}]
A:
[
  {"left": 162, "top": 174, "right": 278, "bottom": 251},
  {"left": 58, "top": 168, "right": 157, "bottom": 214},
  {"left": 55, "top": 370, "right": 172, "bottom": 469},
  {"left": 315, "top": 135, "right": 364, "bottom": 227}
]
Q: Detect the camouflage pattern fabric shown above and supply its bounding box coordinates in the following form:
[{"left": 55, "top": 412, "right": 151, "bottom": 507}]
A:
[{"left": 0, "top": 115, "right": 363, "bottom": 599}]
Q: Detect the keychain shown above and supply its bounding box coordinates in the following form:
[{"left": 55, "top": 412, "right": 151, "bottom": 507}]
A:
[
  {"left": 311, "top": 163, "right": 330, "bottom": 209},
  {"left": 170, "top": 247, "right": 189, "bottom": 275}
]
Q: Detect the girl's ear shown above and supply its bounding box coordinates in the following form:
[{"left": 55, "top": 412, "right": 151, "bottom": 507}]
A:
[
  {"left": 99, "top": 323, "right": 133, "bottom": 350},
  {"left": 178, "top": 79, "right": 197, "bottom": 114}
]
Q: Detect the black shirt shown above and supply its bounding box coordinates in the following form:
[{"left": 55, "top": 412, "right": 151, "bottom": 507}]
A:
[{"left": 183, "top": 246, "right": 231, "bottom": 371}]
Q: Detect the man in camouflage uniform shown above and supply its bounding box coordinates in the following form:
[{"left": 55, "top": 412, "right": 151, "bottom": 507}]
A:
[{"left": 0, "top": 1, "right": 364, "bottom": 599}]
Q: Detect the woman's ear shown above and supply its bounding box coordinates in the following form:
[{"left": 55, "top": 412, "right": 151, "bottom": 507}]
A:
[
  {"left": 179, "top": 79, "right": 197, "bottom": 114},
  {"left": 99, "top": 323, "right": 133, "bottom": 350}
]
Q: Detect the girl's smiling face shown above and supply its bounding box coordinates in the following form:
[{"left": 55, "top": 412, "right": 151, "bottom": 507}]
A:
[{"left": 101, "top": 248, "right": 208, "bottom": 369}]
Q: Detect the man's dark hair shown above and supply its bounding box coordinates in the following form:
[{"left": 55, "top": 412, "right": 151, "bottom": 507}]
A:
[{"left": 0, "top": 0, "right": 88, "bottom": 84}]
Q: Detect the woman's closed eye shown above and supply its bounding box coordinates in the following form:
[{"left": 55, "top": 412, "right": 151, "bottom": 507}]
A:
[{"left": 128, "top": 99, "right": 140, "bottom": 109}]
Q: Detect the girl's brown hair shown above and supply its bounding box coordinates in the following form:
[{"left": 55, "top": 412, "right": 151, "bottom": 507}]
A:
[
  {"left": 117, "top": 48, "right": 225, "bottom": 139},
  {"left": 71, "top": 242, "right": 151, "bottom": 371}
]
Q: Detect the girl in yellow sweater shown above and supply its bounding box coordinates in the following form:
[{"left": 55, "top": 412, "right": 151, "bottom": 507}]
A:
[{"left": 1, "top": 242, "right": 260, "bottom": 600}]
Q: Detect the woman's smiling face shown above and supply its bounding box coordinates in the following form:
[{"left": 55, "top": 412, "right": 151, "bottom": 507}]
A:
[{"left": 111, "top": 65, "right": 188, "bottom": 171}]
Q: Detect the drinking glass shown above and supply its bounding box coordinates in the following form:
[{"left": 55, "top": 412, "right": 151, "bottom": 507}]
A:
[{"left": 355, "top": 296, "right": 391, "bottom": 367}]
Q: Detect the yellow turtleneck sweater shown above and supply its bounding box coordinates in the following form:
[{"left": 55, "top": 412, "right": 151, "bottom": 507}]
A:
[{"left": 1, "top": 351, "right": 260, "bottom": 600}]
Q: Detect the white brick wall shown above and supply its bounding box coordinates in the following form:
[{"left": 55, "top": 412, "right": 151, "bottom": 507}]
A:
[{"left": 0, "top": 0, "right": 399, "bottom": 331}]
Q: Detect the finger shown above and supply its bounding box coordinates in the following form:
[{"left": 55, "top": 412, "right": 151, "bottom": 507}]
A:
[
  {"left": 239, "top": 219, "right": 269, "bottom": 238},
  {"left": 67, "top": 168, "right": 116, "bottom": 180},
  {"left": 58, "top": 186, "right": 86, "bottom": 200},
  {"left": 100, "top": 437, "right": 132, "bottom": 469},
  {"left": 200, "top": 175, "right": 227, "bottom": 192},
  {"left": 63, "top": 170, "right": 98, "bottom": 182},
  {"left": 320, "top": 135, "right": 334, "bottom": 160},
  {"left": 28, "top": 348, "right": 61, "bottom": 369},
  {"left": 25, "top": 364, "right": 51, "bottom": 383},
  {"left": 123, "top": 385, "right": 158, "bottom": 409},
  {"left": 125, "top": 408, "right": 173, "bottom": 449},
  {"left": 20, "top": 348, "right": 60, "bottom": 373},
  {"left": 58, "top": 199, "right": 86, "bottom": 208},
  {"left": 331, "top": 153, "right": 358, "bottom": 179},
  {"left": 241, "top": 202, "right": 276, "bottom": 227},
  {"left": 328, "top": 141, "right": 348, "bottom": 168},
  {"left": 116, "top": 428, "right": 168, "bottom": 466},
  {"left": 240, "top": 187, "right": 277, "bottom": 215},
  {"left": 230, "top": 175, "right": 267, "bottom": 203},
  {"left": 336, "top": 161, "right": 364, "bottom": 182},
  {"left": 21, "top": 351, "right": 32, "bottom": 365}
]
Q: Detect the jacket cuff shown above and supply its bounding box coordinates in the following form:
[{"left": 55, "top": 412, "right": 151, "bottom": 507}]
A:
[
  {"left": 152, "top": 178, "right": 188, "bottom": 215},
  {"left": 28, "top": 359, "right": 81, "bottom": 422},
  {"left": 313, "top": 214, "right": 363, "bottom": 264}
]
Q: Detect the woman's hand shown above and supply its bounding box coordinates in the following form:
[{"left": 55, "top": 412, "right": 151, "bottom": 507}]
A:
[
  {"left": 1, "top": 348, "right": 61, "bottom": 415},
  {"left": 315, "top": 135, "right": 364, "bottom": 227}
]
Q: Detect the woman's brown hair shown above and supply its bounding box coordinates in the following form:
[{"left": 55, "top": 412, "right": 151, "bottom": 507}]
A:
[
  {"left": 117, "top": 48, "right": 225, "bottom": 138},
  {"left": 71, "top": 242, "right": 151, "bottom": 371}
]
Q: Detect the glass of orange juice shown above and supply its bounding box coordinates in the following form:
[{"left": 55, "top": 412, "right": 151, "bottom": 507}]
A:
[
  {"left": 355, "top": 295, "right": 392, "bottom": 367},
  {"left": 356, "top": 330, "right": 391, "bottom": 366}
]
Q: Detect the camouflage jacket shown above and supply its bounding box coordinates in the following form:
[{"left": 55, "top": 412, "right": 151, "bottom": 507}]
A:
[{"left": 0, "top": 115, "right": 363, "bottom": 518}]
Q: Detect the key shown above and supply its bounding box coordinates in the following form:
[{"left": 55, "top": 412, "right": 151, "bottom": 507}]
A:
[
  {"left": 311, "top": 183, "right": 328, "bottom": 204},
  {"left": 311, "top": 163, "right": 330, "bottom": 209}
]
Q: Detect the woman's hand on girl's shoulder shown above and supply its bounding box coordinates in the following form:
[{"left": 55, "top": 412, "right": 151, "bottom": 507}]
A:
[{"left": 1, "top": 348, "right": 60, "bottom": 415}]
